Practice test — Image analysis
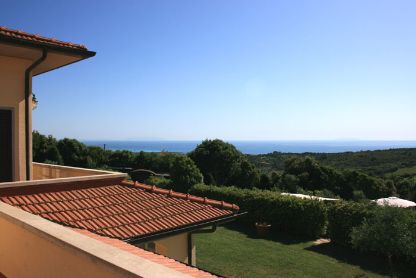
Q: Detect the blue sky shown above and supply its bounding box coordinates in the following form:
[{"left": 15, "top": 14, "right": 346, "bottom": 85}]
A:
[{"left": 2, "top": 0, "right": 416, "bottom": 140}]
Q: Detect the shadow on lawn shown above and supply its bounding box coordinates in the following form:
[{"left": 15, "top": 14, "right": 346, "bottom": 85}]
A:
[
  {"left": 224, "top": 223, "right": 416, "bottom": 277},
  {"left": 223, "top": 222, "right": 311, "bottom": 245},
  {"left": 305, "top": 243, "right": 416, "bottom": 278}
]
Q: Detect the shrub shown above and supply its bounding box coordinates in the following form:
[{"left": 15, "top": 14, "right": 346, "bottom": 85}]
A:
[
  {"left": 327, "top": 201, "right": 376, "bottom": 246},
  {"left": 351, "top": 206, "right": 416, "bottom": 265},
  {"left": 145, "top": 175, "right": 171, "bottom": 188},
  {"left": 190, "top": 184, "right": 327, "bottom": 238},
  {"left": 352, "top": 190, "right": 366, "bottom": 201},
  {"left": 170, "top": 156, "right": 203, "bottom": 193}
]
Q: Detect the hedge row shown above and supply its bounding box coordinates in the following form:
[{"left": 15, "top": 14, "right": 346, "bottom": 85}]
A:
[
  {"left": 327, "top": 201, "right": 377, "bottom": 246},
  {"left": 190, "top": 184, "right": 327, "bottom": 238}
]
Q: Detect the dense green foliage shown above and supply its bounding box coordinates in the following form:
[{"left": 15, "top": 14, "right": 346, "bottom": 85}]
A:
[
  {"left": 169, "top": 156, "right": 203, "bottom": 192},
  {"left": 33, "top": 131, "right": 63, "bottom": 165},
  {"left": 190, "top": 184, "right": 327, "bottom": 238},
  {"left": 248, "top": 149, "right": 416, "bottom": 201},
  {"left": 253, "top": 155, "right": 404, "bottom": 200},
  {"left": 189, "top": 139, "right": 260, "bottom": 188},
  {"left": 33, "top": 132, "right": 416, "bottom": 201},
  {"left": 327, "top": 201, "right": 376, "bottom": 246},
  {"left": 262, "top": 156, "right": 394, "bottom": 200},
  {"left": 144, "top": 175, "right": 171, "bottom": 187},
  {"left": 351, "top": 207, "right": 416, "bottom": 265},
  {"left": 248, "top": 148, "right": 416, "bottom": 176}
]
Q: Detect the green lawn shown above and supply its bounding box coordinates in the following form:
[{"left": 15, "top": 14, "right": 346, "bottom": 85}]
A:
[{"left": 194, "top": 225, "right": 415, "bottom": 278}]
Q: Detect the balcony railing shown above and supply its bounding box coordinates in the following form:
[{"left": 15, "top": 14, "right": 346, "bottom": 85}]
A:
[
  {"left": 0, "top": 163, "right": 127, "bottom": 190},
  {"left": 33, "top": 162, "right": 118, "bottom": 180}
]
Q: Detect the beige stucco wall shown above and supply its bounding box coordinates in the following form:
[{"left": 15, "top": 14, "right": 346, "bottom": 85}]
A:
[
  {"left": 0, "top": 55, "right": 33, "bottom": 181},
  {"left": 33, "top": 162, "right": 116, "bottom": 180},
  {"left": 0, "top": 215, "right": 129, "bottom": 278},
  {"left": 0, "top": 202, "right": 191, "bottom": 278},
  {"left": 152, "top": 233, "right": 196, "bottom": 266}
]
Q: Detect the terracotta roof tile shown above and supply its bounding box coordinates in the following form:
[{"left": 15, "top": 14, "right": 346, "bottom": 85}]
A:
[
  {"left": 0, "top": 181, "right": 238, "bottom": 241},
  {"left": 0, "top": 26, "right": 88, "bottom": 51},
  {"left": 74, "top": 228, "right": 217, "bottom": 278}
]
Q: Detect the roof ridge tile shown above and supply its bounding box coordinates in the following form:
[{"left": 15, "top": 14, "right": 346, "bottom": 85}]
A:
[{"left": 124, "top": 181, "right": 239, "bottom": 212}]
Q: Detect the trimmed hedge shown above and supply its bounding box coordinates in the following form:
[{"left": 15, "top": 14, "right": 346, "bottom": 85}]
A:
[
  {"left": 327, "top": 201, "right": 376, "bottom": 246},
  {"left": 190, "top": 184, "right": 327, "bottom": 238}
]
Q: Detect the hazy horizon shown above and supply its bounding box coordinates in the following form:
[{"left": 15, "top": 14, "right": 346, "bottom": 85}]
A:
[{"left": 82, "top": 138, "right": 416, "bottom": 154}]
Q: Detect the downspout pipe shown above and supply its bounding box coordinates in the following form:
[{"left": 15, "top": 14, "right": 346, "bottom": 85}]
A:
[
  {"left": 25, "top": 48, "right": 48, "bottom": 180},
  {"left": 187, "top": 225, "right": 217, "bottom": 265}
]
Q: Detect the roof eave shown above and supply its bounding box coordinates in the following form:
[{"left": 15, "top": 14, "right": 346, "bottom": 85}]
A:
[
  {"left": 125, "top": 212, "right": 246, "bottom": 245},
  {"left": 0, "top": 34, "right": 96, "bottom": 58},
  {"left": 32, "top": 52, "right": 96, "bottom": 76},
  {"left": 0, "top": 34, "right": 96, "bottom": 75}
]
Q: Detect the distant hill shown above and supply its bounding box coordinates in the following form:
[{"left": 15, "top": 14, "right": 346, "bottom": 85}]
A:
[{"left": 247, "top": 148, "right": 416, "bottom": 177}]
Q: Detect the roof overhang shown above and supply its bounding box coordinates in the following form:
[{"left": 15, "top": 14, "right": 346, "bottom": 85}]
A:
[
  {"left": 0, "top": 36, "right": 95, "bottom": 75},
  {"left": 125, "top": 212, "right": 246, "bottom": 244}
]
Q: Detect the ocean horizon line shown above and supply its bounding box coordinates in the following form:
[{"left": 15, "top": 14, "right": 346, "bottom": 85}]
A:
[{"left": 82, "top": 139, "right": 416, "bottom": 155}]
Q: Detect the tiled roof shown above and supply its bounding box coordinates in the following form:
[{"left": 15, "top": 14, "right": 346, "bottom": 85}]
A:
[
  {"left": 0, "top": 181, "right": 238, "bottom": 240},
  {"left": 75, "top": 228, "right": 217, "bottom": 278},
  {"left": 0, "top": 26, "right": 88, "bottom": 51}
]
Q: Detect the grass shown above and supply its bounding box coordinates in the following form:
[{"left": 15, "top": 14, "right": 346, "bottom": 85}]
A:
[{"left": 194, "top": 224, "right": 415, "bottom": 278}]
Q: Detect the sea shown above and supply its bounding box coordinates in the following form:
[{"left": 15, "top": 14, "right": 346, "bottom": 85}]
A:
[{"left": 82, "top": 140, "right": 416, "bottom": 155}]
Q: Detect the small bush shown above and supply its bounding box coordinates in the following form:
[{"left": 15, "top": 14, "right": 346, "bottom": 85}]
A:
[
  {"left": 190, "top": 184, "right": 327, "bottom": 238},
  {"left": 145, "top": 176, "right": 171, "bottom": 188}
]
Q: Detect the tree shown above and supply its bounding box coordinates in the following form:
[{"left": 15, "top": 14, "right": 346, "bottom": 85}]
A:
[
  {"left": 57, "top": 138, "right": 88, "bottom": 167},
  {"left": 188, "top": 139, "right": 244, "bottom": 185},
  {"left": 87, "top": 146, "right": 110, "bottom": 168},
  {"left": 395, "top": 177, "right": 416, "bottom": 202},
  {"left": 170, "top": 156, "right": 203, "bottom": 192},
  {"left": 229, "top": 160, "right": 260, "bottom": 188},
  {"left": 281, "top": 174, "right": 299, "bottom": 193},
  {"left": 108, "top": 150, "right": 135, "bottom": 168},
  {"left": 258, "top": 173, "right": 271, "bottom": 189},
  {"left": 270, "top": 171, "right": 281, "bottom": 187},
  {"left": 343, "top": 170, "right": 392, "bottom": 199},
  {"left": 133, "top": 151, "right": 178, "bottom": 173},
  {"left": 284, "top": 156, "right": 327, "bottom": 191},
  {"left": 33, "top": 131, "right": 63, "bottom": 164}
]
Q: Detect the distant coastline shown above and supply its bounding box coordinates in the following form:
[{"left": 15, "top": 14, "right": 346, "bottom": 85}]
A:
[{"left": 83, "top": 140, "right": 416, "bottom": 155}]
